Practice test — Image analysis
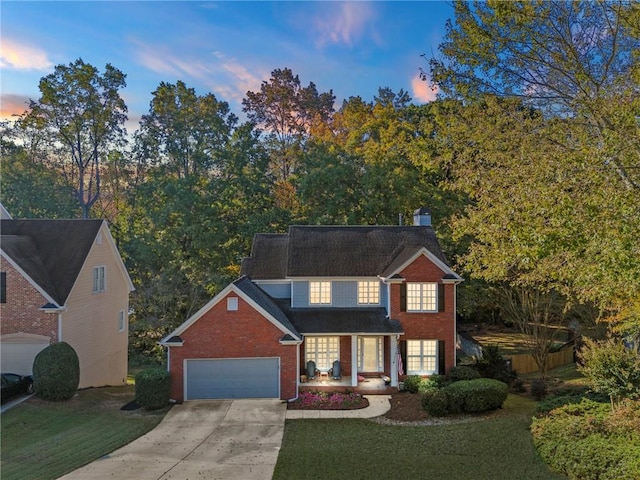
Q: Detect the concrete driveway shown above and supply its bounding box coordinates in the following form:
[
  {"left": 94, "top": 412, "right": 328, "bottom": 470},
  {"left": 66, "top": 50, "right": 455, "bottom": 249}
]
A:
[{"left": 58, "top": 399, "right": 286, "bottom": 480}]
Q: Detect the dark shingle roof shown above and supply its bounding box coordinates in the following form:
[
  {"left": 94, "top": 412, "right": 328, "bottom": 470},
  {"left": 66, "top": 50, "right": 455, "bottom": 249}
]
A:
[
  {"left": 1, "top": 219, "right": 102, "bottom": 305},
  {"left": 233, "top": 276, "right": 301, "bottom": 340},
  {"left": 241, "top": 225, "right": 449, "bottom": 279},
  {"left": 276, "top": 301, "right": 403, "bottom": 335}
]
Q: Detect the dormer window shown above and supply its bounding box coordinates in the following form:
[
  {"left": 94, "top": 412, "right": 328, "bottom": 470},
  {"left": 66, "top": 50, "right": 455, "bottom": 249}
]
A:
[
  {"left": 309, "top": 281, "right": 331, "bottom": 304},
  {"left": 357, "top": 281, "right": 379, "bottom": 304}
]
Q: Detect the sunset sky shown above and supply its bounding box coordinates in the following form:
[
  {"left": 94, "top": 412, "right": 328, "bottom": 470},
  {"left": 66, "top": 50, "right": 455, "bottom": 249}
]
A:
[{"left": 1, "top": 1, "right": 454, "bottom": 131}]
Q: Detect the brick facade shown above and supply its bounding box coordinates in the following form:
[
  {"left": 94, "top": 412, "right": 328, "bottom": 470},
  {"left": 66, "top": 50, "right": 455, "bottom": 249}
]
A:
[
  {"left": 390, "top": 254, "right": 456, "bottom": 374},
  {"left": 0, "top": 258, "right": 57, "bottom": 340},
  {"left": 168, "top": 292, "right": 298, "bottom": 402}
]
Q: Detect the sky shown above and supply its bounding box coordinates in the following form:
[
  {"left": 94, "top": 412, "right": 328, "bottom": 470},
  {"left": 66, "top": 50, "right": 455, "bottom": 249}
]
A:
[{"left": 1, "top": 1, "right": 454, "bottom": 132}]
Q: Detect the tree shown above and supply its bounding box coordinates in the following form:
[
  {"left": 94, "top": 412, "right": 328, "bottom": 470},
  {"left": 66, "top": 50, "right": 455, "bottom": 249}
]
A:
[
  {"left": 242, "top": 68, "right": 335, "bottom": 185},
  {"left": 135, "top": 81, "right": 236, "bottom": 178},
  {"left": 426, "top": 2, "right": 640, "bottom": 329},
  {"left": 19, "top": 59, "right": 127, "bottom": 218},
  {"left": 578, "top": 337, "right": 640, "bottom": 411}
]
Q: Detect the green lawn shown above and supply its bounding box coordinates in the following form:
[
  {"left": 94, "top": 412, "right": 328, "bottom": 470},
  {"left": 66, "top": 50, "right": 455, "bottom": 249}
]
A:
[
  {"left": 0, "top": 386, "right": 169, "bottom": 480},
  {"left": 274, "top": 394, "right": 565, "bottom": 480}
]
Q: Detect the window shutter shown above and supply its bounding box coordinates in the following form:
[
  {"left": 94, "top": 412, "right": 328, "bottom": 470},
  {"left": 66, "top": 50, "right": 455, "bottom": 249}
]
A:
[
  {"left": 400, "top": 283, "right": 407, "bottom": 312},
  {"left": 0, "top": 272, "right": 6, "bottom": 304},
  {"left": 438, "top": 340, "right": 446, "bottom": 374},
  {"left": 438, "top": 283, "right": 445, "bottom": 312},
  {"left": 400, "top": 340, "right": 407, "bottom": 375}
]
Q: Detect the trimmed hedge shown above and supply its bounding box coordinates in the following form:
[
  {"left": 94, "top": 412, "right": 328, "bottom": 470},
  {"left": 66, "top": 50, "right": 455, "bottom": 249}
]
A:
[
  {"left": 422, "top": 378, "right": 509, "bottom": 416},
  {"left": 33, "top": 342, "right": 80, "bottom": 401},
  {"left": 531, "top": 399, "right": 640, "bottom": 479},
  {"left": 135, "top": 367, "right": 170, "bottom": 410},
  {"left": 448, "top": 365, "right": 481, "bottom": 382}
]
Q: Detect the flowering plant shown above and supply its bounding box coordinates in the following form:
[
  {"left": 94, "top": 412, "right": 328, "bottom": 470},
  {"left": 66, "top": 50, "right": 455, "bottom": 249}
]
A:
[{"left": 289, "top": 390, "right": 368, "bottom": 410}]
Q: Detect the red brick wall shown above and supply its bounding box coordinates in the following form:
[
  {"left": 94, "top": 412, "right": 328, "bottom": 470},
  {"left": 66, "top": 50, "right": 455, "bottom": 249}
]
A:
[
  {"left": 0, "top": 259, "right": 57, "bottom": 340},
  {"left": 168, "top": 291, "right": 298, "bottom": 402},
  {"left": 390, "top": 255, "right": 456, "bottom": 374}
]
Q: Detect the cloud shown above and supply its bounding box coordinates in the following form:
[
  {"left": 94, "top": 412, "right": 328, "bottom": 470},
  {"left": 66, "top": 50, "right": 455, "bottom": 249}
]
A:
[
  {"left": 312, "top": 2, "right": 379, "bottom": 48},
  {"left": 0, "top": 94, "right": 31, "bottom": 120},
  {"left": 0, "top": 38, "right": 53, "bottom": 71},
  {"left": 210, "top": 51, "right": 264, "bottom": 102},
  {"left": 411, "top": 73, "right": 438, "bottom": 103}
]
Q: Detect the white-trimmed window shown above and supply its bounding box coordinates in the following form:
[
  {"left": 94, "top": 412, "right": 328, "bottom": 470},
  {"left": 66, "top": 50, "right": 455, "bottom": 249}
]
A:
[
  {"left": 118, "top": 310, "right": 126, "bottom": 332},
  {"left": 357, "top": 281, "right": 379, "bottom": 304},
  {"left": 309, "top": 281, "right": 331, "bottom": 304},
  {"left": 357, "top": 336, "right": 384, "bottom": 371},
  {"left": 227, "top": 297, "right": 239, "bottom": 311},
  {"left": 406, "top": 282, "right": 437, "bottom": 312},
  {"left": 406, "top": 340, "right": 438, "bottom": 375},
  {"left": 305, "top": 336, "right": 339, "bottom": 371},
  {"left": 92, "top": 266, "right": 106, "bottom": 293}
]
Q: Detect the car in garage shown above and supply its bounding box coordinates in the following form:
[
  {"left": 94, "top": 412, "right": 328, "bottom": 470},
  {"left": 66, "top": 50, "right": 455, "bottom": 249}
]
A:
[{"left": 1, "top": 373, "right": 34, "bottom": 404}]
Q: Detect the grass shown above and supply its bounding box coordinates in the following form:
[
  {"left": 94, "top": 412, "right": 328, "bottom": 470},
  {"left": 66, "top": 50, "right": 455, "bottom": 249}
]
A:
[
  {"left": 273, "top": 394, "right": 565, "bottom": 480},
  {"left": 0, "top": 385, "right": 169, "bottom": 480}
]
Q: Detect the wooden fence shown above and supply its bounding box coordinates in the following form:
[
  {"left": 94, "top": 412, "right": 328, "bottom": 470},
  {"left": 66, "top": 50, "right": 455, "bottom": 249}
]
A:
[{"left": 505, "top": 345, "right": 574, "bottom": 375}]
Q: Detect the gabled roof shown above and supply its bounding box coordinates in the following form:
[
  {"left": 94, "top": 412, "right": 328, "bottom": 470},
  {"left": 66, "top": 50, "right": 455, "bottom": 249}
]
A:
[
  {"left": 159, "top": 276, "right": 302, "bottom": 345},
  {"left": 1, "top": 219, "right": 104, "bottom": 305},
  {"left": 241, "top": 225, "right": 453, "bottom": 279}
]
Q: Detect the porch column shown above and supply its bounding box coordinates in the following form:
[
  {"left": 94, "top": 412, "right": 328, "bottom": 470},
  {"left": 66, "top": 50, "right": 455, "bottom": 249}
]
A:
[
  {"left": 351, "top": 335, "right": 358, "bottom": 387},
  {"left": 390, "top": 335, "right": 399, "bottom": 387}
]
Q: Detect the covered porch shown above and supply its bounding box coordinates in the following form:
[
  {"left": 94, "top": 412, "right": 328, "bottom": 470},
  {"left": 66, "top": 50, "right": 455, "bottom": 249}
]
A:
[{"left": 299, "top": 375, "right": 396, "bottom": 395}]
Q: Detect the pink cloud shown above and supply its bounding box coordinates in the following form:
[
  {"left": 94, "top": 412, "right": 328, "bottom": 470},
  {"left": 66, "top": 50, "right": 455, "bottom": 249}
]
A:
[
  {"left": 411, "top": 73, "right": 438, "bottom": 103},
  {"left": 0, "top": 94, "right": 31, "bottom": 120},
  {"left": 0, "top": 38, "right": 52, "bottom": 71}
]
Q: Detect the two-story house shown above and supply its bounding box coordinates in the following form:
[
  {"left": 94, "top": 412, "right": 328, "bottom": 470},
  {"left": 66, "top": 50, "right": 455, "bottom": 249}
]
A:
[
  {"left": 0, "top": 219, "right": 134, "bottom": 388},
  {"left": 160, "top": 209, "right": 462, "bottom": 402}
]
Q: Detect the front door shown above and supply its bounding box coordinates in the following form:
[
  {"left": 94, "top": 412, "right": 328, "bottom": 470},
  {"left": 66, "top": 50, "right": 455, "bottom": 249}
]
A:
[{"left": 358, "top": 336, "right": 383, "bottom": 372}]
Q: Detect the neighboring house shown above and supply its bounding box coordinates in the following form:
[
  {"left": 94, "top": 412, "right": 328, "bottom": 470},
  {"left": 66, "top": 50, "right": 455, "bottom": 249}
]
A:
[
  {"left": 161, "top": 208, "right": 463, "bottom": 402},
  {"left": 0, "top": 219, "right": 134, "bottom": 388}
]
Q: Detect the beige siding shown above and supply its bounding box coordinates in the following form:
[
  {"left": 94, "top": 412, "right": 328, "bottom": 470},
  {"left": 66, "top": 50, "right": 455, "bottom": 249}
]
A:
[{"left": 62, "top": 223, "right": 131, "bottom": 388}]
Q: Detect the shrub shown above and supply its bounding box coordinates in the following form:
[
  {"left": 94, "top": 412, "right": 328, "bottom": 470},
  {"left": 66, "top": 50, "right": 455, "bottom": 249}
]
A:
[
  {"left": 426, "top": 374, "right": 450, "bottom": 389},
  {"left": 531, "top": 399, "right": 640, "bottom": 479},
  {"left": 32, "top": 342, "right": 80, "bottom": 401},
  {"left": 445, "top": 378, "right": 509, "bottom": 413},
  {"left": 402, "top": 375, "right": 424, "bottom": 394},
  {"left": 421, "top": 390, "right": 449, "bottom": 417},
  {"left": 448, "top": 365, "right": 481, "bottom": 382},
  {"left": 530, "top": 378, "right": 547, "bottom": 400},
  {"left": 476, "top": 345, "right": 517, "bottom": 384},
  {"left": 135, "top": 367, "right": 170, "bottom": 410}
]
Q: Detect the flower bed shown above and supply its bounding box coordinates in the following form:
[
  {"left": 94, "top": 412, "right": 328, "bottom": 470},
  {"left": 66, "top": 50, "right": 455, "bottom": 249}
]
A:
[{"left": 287, "top": 391, "right": 369, "bottom": 410}]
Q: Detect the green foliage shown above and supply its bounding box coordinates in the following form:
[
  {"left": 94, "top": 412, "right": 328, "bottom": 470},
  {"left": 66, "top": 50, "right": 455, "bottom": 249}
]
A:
[
  {"left": 402, "top": 375, "right": 425, "bottom": 394},
  {"left": 32, "top": 342, "right": 80, "bottom": 401},
  {"left": 530, "top": 379, "right": 548, "bottom": 401},
  {"left": 535, "top": 390, "right": 609, "bottom": 415},
  {"left": 577, "top": 337, "right": 640, "bottom": 410},
  {"left": 448, "top": 365, "right": 481, "bottom": 382},
  {"left": 441, "top": 378, "right": 509, "bottom": 414},
  {"left": 531, "top": 399, "right": 640, "bottom": 479},
  {"left": 476, "top": 345, "right": 516, "bottom": 385},
  {"left": 135, "top": 367, "right": 170, "bottom": 410},
  {"left": 421, "top": 390, "right": 449, "bottom": 417}
]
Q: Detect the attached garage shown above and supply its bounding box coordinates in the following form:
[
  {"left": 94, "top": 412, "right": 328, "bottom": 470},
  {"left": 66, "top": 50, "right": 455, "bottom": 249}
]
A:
[
  {"left": 185, "top": 358, "right": 280, "bottom": 400},
  {"left": 0, "top": 333, "right": 50, "bottom": 375}
]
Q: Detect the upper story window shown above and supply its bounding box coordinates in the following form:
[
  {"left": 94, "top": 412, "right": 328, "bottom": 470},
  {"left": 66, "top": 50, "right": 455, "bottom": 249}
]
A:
[
  {"left": 309, "top": 281, "right": 331, "bottom": 304},
  {"left": 406, "top": 282, "right": 437, "bottom": 312},
  {"left": 118, "top": 310, "right": 126, "bottom": 332},
  {"left": 357, "top": 281, "right": 379, "bottom": 304},
  {"left": 92, "top": 266, "right": 106, "bottom": 293}
]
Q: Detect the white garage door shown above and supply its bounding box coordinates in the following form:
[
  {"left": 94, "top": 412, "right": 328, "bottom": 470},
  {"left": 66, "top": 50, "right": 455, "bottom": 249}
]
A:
[
  {"left": 185, "top": 358, "right": 280, "bottom": 400},
  {"left": 1, "top": 334, "right": 50, "bottom": 375}
]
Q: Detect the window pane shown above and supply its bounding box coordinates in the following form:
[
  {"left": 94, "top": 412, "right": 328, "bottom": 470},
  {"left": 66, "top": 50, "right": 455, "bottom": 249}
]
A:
[
  {"left": 406, "top": 283, "right": 437, "bottom": 311},
  {"left": 310, "top": 281, "right": 331, "bottom": 304},
  {"left": 358, "top": 281, "right": 379, "bottom": 304}
]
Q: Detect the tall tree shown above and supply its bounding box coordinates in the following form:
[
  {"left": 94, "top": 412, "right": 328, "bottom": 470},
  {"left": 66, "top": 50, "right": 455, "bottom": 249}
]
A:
[
  {"left": 135, "top": 81, "right": 237, "bottom": 178},
  {"left": 242, "top": 68, "right": 335, "bottom": 184},
  {"left": 427, "top": 1, "right": 640, "bottom": 330},
  {"left": 19, "top": 59, "right": 127, "bottom": 218}
]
